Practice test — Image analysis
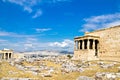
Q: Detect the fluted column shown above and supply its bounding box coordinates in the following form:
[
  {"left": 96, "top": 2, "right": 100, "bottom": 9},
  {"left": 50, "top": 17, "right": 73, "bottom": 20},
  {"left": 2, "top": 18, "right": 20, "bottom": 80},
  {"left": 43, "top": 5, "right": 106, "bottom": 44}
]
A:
[
  {"left": 87, "top": 39, "right": 90, "bottom": 50},
  {"left": 82, "top": 40, "right": 84, "bottom": 49}
]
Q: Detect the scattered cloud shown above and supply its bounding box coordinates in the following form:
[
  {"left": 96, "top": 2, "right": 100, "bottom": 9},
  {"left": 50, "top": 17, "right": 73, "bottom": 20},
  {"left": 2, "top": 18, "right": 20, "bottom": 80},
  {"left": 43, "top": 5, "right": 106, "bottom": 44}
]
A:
[
  {"left": 24, "top": 6, "right": 32, "bottom": 13},
  {"left": 0, "top": 37, "right": 44, "bottom": 51},
  {"left": 49, "top": 39, "right": 74, "bottom": 49},
  {"left": 0, "top": 31, "right": 12, "bottom": 36},
  {"left": 0, "top": 39, "right": 8, "bottom": 42},
  {"left": 2, "top": 0, "right": 39, "bottom": 13},
  {"left": 0, "top": 30, "right": 73, "bottom": 51},
  {"left": 32, "top": 9, "right": 42, "bottom": 18},
  {"left": 2, "top": 0, "right": 71, "bottom": 18},
  {"left": 35, "top": 28, "right": 52, "bottom": 33},
  {"left": 47, "top": 0, "right": 72, "bottom": 3},
  {"left": 79, "top": 13, "right": 120, "bottom": 32},
  {"left": 0, "top": 30, "right": 37, "bottom": 38}
]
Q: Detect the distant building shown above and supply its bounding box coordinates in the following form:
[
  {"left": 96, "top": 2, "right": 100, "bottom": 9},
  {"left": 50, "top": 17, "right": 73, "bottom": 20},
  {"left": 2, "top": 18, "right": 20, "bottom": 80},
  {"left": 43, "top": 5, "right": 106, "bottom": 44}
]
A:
[
  {"left": 0, "top": 48, "right": 13, "bottom": 60},
  {"left": 73, "top": 25, "right": 120, "bottom": 61}
]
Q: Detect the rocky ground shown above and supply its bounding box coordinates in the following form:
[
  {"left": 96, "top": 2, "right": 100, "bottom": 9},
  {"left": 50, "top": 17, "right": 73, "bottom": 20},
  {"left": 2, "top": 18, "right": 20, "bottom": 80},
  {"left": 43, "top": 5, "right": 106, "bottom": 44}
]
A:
[{"left": 0, "top": 56, "right": 120, "bottom": 80}]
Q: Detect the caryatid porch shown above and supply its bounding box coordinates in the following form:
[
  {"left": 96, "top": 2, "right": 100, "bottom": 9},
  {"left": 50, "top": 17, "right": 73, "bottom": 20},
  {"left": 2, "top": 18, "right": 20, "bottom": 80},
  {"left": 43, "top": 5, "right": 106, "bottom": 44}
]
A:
[{"left": 74, "top": 35, "right": 100, "bottom": 61}]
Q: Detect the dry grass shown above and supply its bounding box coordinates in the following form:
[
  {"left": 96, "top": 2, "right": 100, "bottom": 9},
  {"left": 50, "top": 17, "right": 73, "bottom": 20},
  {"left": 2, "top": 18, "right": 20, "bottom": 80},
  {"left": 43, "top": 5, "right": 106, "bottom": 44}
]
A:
[
  {"left": 22, "top": 61, "right": 33, "bottom": 66},
  {"left": 0, "top": 61, "right": 39, "bottom": 79},
  {"left": 0, "top": 60, "right": 120, "bottom": 80},
  {"left": 45, "top": 61, "right": 61, "bottom": 68}
]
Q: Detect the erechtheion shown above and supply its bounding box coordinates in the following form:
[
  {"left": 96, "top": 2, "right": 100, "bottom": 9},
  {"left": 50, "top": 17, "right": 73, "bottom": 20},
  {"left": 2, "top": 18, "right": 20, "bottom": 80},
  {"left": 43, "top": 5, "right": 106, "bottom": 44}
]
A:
[{"left": 73, "top": 25, "right": 120, "bottom": 61}]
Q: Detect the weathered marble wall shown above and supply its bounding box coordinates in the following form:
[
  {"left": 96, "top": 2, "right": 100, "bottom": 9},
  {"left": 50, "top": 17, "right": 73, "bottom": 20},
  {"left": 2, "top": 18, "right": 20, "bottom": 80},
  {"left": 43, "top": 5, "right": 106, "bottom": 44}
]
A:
[{"left": 85, "top": 25, "right": 120, "bottom": 61}]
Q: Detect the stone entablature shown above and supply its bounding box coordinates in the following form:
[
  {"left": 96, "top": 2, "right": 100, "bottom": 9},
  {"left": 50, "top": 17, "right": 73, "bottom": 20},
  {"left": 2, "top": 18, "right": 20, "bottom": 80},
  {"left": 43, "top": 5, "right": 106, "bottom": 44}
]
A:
[
  {"left": 0, "top": 49, "right": 13, "bottom": 60},
  {"left": 74, "top": 35, "right": 99, "bottom": 50}
]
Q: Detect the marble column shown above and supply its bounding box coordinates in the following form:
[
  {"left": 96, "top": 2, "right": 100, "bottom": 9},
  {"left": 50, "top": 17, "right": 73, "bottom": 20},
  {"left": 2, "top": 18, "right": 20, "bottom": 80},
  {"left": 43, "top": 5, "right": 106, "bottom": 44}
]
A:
[
  {"left": 82, "top": 40, "right": 84, "bottom": 49},
  {"left": 8, "top": 53, "right": 9, "bottom": 60},
  {"left": 3, "top": 53, "right": 5, "bottom": 60},
  {"left": 93, "top": 39, "right": 95, "bottom": 49},
  {"left": 77, "top": 41, "right": 78, "bottom": 50},
  {"left": 78, "top": 41, "right": 80, "bottom": 49},
  {"left": 87, "top": 39, "right": 90, "bottom": 50}
]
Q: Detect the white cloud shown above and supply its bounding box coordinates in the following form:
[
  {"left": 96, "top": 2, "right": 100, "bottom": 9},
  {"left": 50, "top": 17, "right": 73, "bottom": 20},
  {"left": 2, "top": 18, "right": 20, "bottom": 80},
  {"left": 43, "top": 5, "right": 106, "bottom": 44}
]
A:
[
  {"left": 0, "top": 39, "right": 8, "bottom": 42},
  {"left": 103, "top": 20, "right": 120, "bottom": 28},
  {"left": 24, "top": 6, "right": 32, "bottom": 13},
  {"left": 32, "top": 9, "right": 42, "bottom": 18},
  {"left": 35, "top": 28, "right": 52, "bottom": 32},
  {"left": 2, "top": 0, "right": 39, "bottom": 13},
  {"left": 0, "top": 35, "right": 73, "bottom": 51},
  {"left": 0, "top": 31, "right": 11, "bottom": 36},
  {"left": 48, "top": 0, "right": 71, "bottom": 3},
  {"left": 26, "top": 37, "right": 38, "bottom": 42},
  {"left": 49, "top": 39, "right": 74, "bottom": 49},
  {"left": 0, "top": 30, "right": 37, "bottom": 38},
  {"left": 2, "top": 0, "right": 71, "bottom": 18},
  {"left": 79, "top": 13, "right": 120, "bottom": 32},
  {"left": 24, "top": 43, "right": 33, "bottom": 50},
  {"left": 0, "top": 37, "right": 41, "bottom": 51},
  {"left": 0, "top": 30, "right": 58, "bottom": 51}
]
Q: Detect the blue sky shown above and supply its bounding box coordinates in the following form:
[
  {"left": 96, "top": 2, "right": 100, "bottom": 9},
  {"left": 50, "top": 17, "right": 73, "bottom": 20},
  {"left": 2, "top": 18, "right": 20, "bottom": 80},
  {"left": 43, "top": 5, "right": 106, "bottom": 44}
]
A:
[{"left": 0, "top": 0, "right": 120, "bottom": 52}]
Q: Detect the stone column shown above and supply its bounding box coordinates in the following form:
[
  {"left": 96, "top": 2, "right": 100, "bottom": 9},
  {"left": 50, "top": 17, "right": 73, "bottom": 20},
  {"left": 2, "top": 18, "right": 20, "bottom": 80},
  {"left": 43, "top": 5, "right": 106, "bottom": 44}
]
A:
[
  {"left": 8, "top": 53, "right": 9, "bottom": 60},
  {"left": 82, "top": 40, "right": 84, "bottom": 49},
  {"left": 76, "top": 41, "right": 78, "bottom": 50},
  {"left": 78, "top": 41, "right": 79, "bottom": 49},
  {"left": 3, "top": 53, "right": 5, "bottom": 60},
  {"left": 93, "top": 39, "right": 95, "bottom": 49},
  {"left": 87, "top": 39, "right": 90, "bottom": 50}
]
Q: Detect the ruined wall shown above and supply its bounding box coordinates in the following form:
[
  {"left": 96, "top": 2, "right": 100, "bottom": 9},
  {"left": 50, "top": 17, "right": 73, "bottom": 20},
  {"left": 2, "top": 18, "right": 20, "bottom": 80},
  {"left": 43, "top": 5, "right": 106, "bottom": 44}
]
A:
[{"left": 85, "top": 25, "right": 120, "bottom": 61}]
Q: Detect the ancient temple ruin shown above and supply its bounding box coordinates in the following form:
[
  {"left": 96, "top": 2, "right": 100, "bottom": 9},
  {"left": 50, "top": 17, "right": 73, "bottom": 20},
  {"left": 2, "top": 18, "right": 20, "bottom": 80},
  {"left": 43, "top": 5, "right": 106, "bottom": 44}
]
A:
[
  {"left": 73, "top": 25, "right": 120, "bottom": 61},
  {"left": 0, "top": 48, "right": 13, "bottom": 60}
]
